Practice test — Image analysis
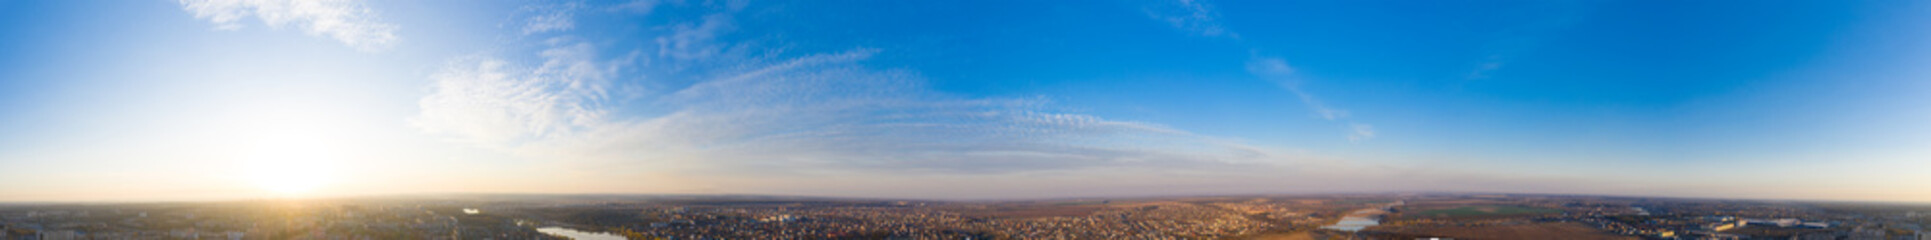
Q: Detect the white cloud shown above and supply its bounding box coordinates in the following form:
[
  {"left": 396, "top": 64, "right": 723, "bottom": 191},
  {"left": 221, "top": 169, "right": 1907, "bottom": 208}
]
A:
[
  {"left": 613, "top": 0, "right": 661, "bottom": 14},
  {"left": 1145, "top": 0, "right": 1234, "bottom": 38},
  {"left": 519, "top": 3, "right": 582, "bottom": 35},
  {"left": 414, "top": 38, "right": 1308, "bottom": 176},
  {"left": 178, "top": 0, "right": 399, "bottom": 51},
  {"left": 1348, "top": 123, "right": 1375, "bottom": 142},
  {"left": 1244, "top": 56, "right": 1293, "bottom": 78},
  {"left": 1247, "top": 56, "right": 1349, "bottom": 121},
  {"left": 405, "top": 3, "right": 1402, "bottom": 196},
  {"left": 1467, "top": 55, "right": 1505, "bottom": 79},
  {"left": 1150, "top": 1, "right": 1375, "bottom": 141},
  {"left": 411, "top": 42, "right": 614, "bottom": 146},
  {"left": 1245, "top": 56, "right": 1370, "bottom": 141},
  {"left": 655, "top": 13, "right": 733, "bottom": 61}
]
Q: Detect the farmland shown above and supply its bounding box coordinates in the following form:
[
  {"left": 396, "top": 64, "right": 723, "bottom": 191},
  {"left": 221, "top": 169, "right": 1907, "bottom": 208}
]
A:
[{"left": 1412, "top": 205, "right": 1561, "bottom": 217}]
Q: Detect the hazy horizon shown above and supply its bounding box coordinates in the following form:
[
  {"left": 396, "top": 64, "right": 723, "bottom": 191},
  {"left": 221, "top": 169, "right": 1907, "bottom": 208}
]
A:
[
  {"left": 2, "top": 0, "right": 1929, "bottom": 203},
  {"left": 5, "top": 191, "right": 1925, "bottom": 206}
]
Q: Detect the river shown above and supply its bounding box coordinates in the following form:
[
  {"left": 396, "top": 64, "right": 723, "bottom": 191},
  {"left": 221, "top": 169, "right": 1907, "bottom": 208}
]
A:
[
  {"left": 1321, "top": 201, "right": 1404, "bottom": 231},
  {"left": 1321, "top": 208, "right": 1385, "bottom": 231},
  {"left": 536, "top": 227, "right": 625, "bottom": 240}
]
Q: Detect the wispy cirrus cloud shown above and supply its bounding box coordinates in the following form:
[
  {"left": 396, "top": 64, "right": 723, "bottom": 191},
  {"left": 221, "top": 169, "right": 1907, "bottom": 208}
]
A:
[
  {"left": 1151, "top": 0, "right": 1376, "bottom": 142},
  {"left": 1465, "top": 1, "right": 1586, "bottom": 81},
  {"left": 1144, "top": 0, "right": 1235, "bottom": 38},
  {"left": 1245, "top": 56, "right": 1345, "bottom": 121},
  {"left": 178, "top": 0, "right": 399, "bottom": 51},
  {"left": 611, "top": 0, "right": 661, "bottom": 14},
  {"left": 411, "top": 41, "right": 617, "bottom": 146},
  {"left": 418, "top": 45, "right": 1300, "bottom": 175},
  {"left": 411, "top": 3, "right": 1320, "bottom": 182},
  {"left": 1246, "top": 55, "right": 1374, "bottom": 141},
  {"left": 517, "top": 2, "right": 584, "bottom": 35},
  {"left": 656, "top": 13, "right": 734, "bottom": 62},
  {"left": 1348, "top": 123, "right": 1376, "bottom": 142}
]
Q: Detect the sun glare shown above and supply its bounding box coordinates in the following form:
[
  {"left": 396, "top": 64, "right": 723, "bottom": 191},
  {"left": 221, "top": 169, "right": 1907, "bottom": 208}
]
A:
[
  {"left": 234, "top": 111, "right": 348, "bottom": 196},
  {"left": 248, "top": 154, "right": 335, "bottom": 195}
]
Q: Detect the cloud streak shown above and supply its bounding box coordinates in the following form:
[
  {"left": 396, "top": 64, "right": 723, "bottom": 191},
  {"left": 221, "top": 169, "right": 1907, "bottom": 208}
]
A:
[
  {"left": 1244, "top": 56, "right": 1346, "bottom": 121},
  {"left": 517, "top": 2, "right": 583, "bottom": 35},
  {"left": 1246, "top": 55, "right": 1374, "bottom": 141},
  {"left": 417, "top": 45, "right": 1298, "bottom": 176},
  {"left": 178, "top": 0, "right": 399, "bottom": 51},
  {"left": 1144, "top": 0, "right": 1234, "bottom": 38},
  {"left": 410, "top": 4, "right": 1313, "bottom": 183},
  {"left": 656, "top": 13, "right": 735, "bottom": 61},
  {"left": 412, "top": 42, "right": 616, "bottom": 146},
  {"left": 1153, "top": 0, "right": 1375, "bottom": 142},
  {"left": 1348, "top": 123, "right": 1375, "bottom": 142}
]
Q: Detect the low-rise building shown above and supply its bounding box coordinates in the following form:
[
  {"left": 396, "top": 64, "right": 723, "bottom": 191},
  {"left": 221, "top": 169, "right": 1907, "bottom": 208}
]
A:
[{"left": 38, "top": 230, "right": 78, "bottom": 240}]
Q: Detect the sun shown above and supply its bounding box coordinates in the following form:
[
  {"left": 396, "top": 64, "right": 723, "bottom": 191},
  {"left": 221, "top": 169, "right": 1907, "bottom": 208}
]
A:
[
  {"left": 248, "top": 154, "right": 336, "bottom": 195},
  {"left": 237, "top": 125, "right": 343, "bottom": 196}
]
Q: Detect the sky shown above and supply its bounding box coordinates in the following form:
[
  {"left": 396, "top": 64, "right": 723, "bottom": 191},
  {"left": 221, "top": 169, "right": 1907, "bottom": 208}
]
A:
[{"left": 1, "top": 0, "right": 1929, "bottom": 202}]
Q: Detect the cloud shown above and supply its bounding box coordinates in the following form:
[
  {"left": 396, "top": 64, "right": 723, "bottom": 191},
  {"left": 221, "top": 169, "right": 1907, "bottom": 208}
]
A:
[
  {"left": 1244, "top": 56, "right": 1293, "bottom": 78},
  {"left": 1348, "top": 123, "right": 1375, "bottom": 142},
  {"left": 1463, "top": 1, "right": 1585, "bottom": 81},
  {"left": 1144, "top": 0, "right": 1234, "bottom": 38},
  {"left": 411, "top": 4, "right": 1318, "bottom": 177},
  {"left": 1150, "top": 0, "right": 1374, "bottom": 141},
  {"left": 416, "top": 44, "right": 1299, "bottom": 175},
  {"left": 398, "top": 2, "right": 1504, "bottom": 198},
  {"left": 1466, "top": 55, "right": 1506, "bottom": 80},
  {"left": 655, "top": 13, "right": 734, "bottom": 61},
  {"left": 178, "top": 0, "right": 399, "bottom": 51},
  {"left": 630, "top": 51, "right": 1280, "bottom": 173},
  {"left": 411, "top": 41, "right": 615, "bottom": 146},
  {"left": 1246, "top": 56, "right": 1349, "bottom": 121},
  {"left": 612, "top": 0, "right": 661, "bottom": 14},
  {"left": 518, "top": 3, "right": 583, "bottom": 35}
]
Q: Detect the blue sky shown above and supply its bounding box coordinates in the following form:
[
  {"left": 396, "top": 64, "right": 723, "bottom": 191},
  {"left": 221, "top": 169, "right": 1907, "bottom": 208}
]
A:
[{"left": 1, "top": 0, "right": 1929, "bottom": 202}]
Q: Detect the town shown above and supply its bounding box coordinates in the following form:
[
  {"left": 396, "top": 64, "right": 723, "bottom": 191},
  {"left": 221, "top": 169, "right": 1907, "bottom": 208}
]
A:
[{"left": 4, "top": 193, "right": 1930, "bottom": 239}]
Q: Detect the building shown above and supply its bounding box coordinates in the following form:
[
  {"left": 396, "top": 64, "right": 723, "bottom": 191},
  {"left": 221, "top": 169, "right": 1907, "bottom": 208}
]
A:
[
  {"left": 38, "top": 230, "right": 78, "bottom": 240},
  {"left": 170, "top": 229, "right": 198, "bottom": 238},
  {"left": 1740, "top": 218, "right": 1801, "bottom": 227},
  {"left": 1706, "top": 222, "right": 1738, "bottom": 232}
]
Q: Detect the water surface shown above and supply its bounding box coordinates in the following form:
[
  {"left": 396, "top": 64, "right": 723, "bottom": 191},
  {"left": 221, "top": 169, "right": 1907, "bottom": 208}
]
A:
[
  {"left": 536, "top": 227, "right": 625, "bottom": 240},
  {"left": 1322, "top": 213, "right": 1379, "bottom": 231},
  {"left": 1322, "top": 206, "right": 1394, "bottom": 231}
]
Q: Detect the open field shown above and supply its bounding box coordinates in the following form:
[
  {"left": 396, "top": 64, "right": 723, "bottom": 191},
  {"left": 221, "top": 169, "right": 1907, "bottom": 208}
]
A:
[
  {"left": 1372, "top": 222, "right": 1636, "bottom": 240},
  {"left": 1242, "top": 231, "right": 1315, "bottom": 240},
  {"left": 1331, "top": 199, "right": 1394, "bottom": 205},
  {"left": 943, "top": 203, "right": 1109, "bottom": 218},
  {"left": 1722, "top": 226, "right": 1837, "bottom": 238},
  {"left": 1412, "top": 205, "right": 1561, "bottom": 217}
]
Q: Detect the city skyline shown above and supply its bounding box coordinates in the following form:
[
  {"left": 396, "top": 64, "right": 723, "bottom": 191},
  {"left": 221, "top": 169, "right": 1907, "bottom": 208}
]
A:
[{"left": 2, "top": 0, "right": 1930, "bottom": 203}]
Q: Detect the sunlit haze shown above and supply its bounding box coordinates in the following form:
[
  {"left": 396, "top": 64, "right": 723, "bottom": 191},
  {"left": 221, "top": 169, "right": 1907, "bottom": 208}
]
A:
[{"left": 2, "top": 0, "right": 1930, "bottom": 203}]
